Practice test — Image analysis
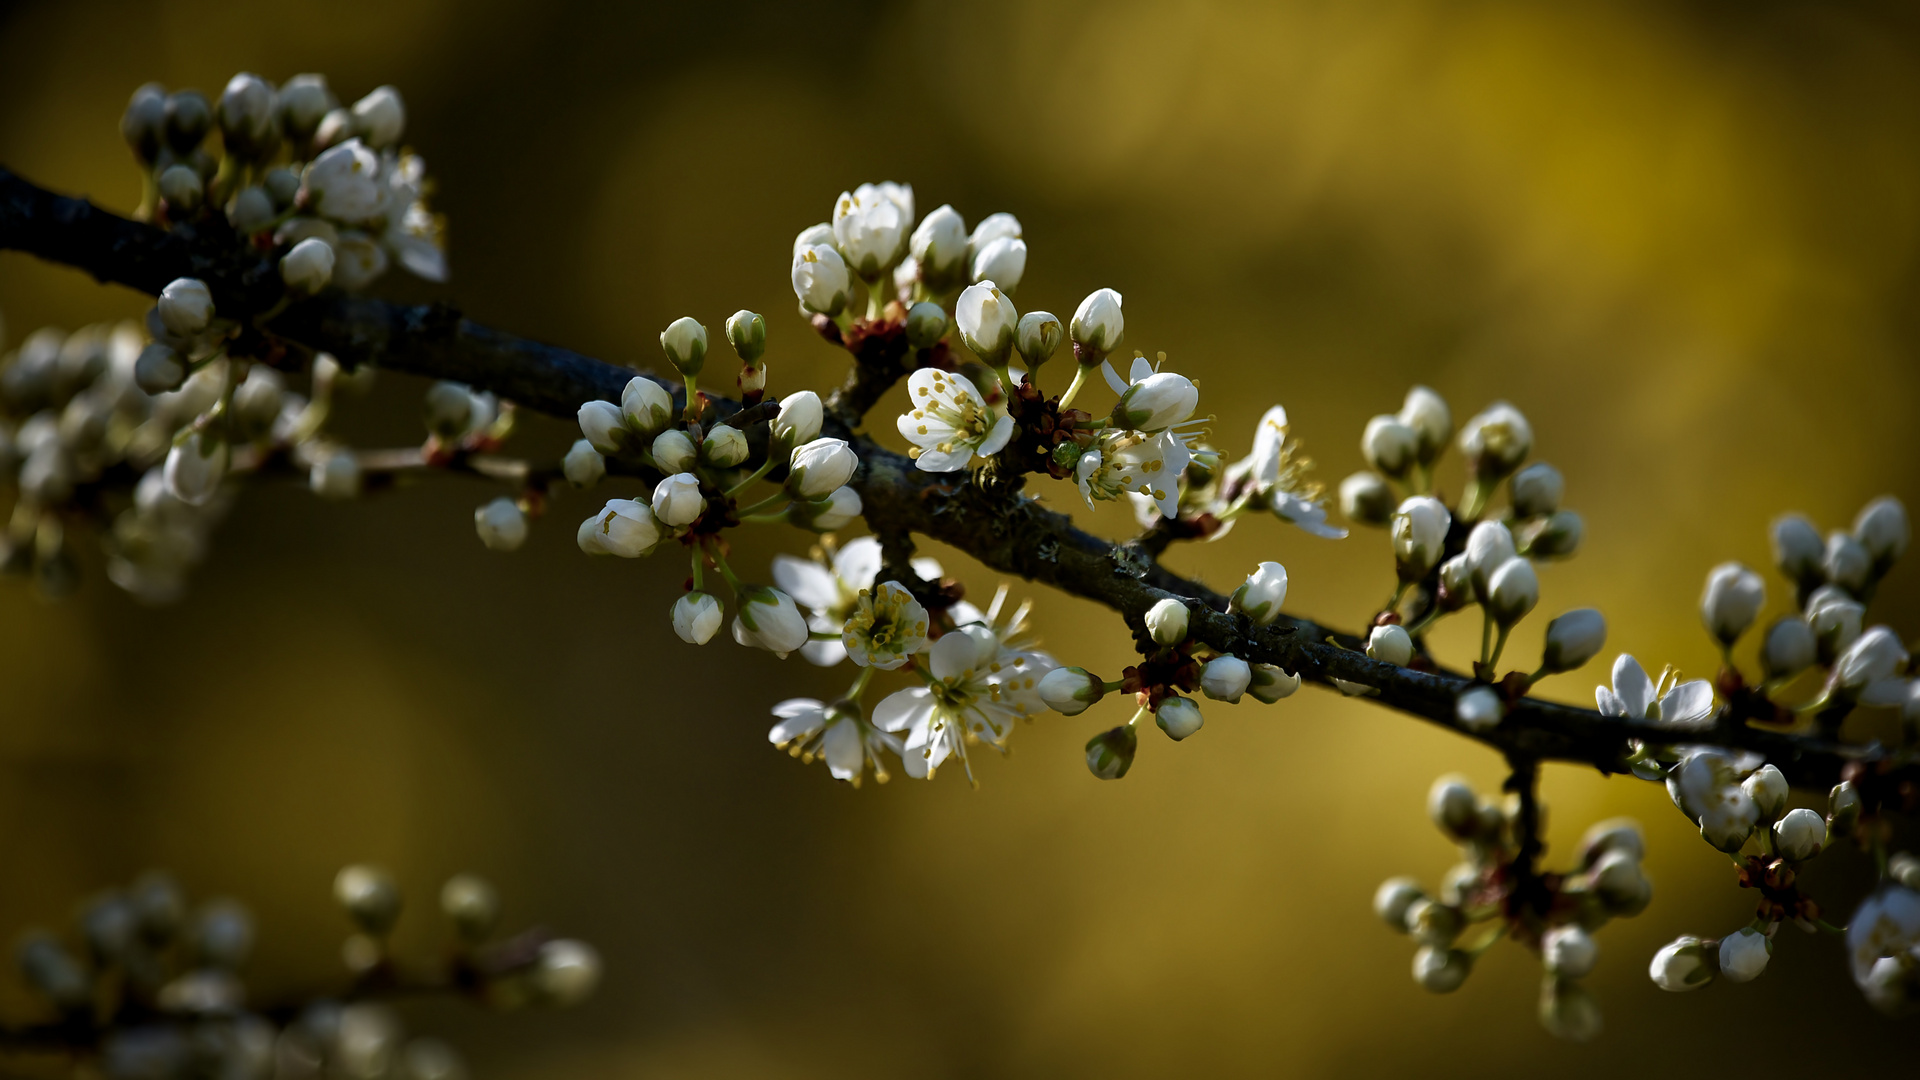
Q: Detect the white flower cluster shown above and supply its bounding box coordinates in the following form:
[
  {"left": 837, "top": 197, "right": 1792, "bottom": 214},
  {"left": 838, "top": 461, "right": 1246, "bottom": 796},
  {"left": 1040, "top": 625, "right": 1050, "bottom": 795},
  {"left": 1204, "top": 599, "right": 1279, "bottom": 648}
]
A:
[
  {"left": 122, "top": 75, "right": 446, "bottom": 294},
  {"left": 1375, "top": 779, "right": 1651, "bottom": 1041}
]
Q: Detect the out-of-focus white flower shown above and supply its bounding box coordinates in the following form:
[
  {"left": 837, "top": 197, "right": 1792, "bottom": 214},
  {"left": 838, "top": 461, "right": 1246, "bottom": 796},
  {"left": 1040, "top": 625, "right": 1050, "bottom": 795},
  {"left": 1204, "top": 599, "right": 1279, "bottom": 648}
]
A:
[
  {"left": 967, "top": 212, "right": 1021, "bottom": 257},
  {"left": 309, "top": 447, "right": 361, "bottom": 499},
  {"left": 1339, "top": 470, "right": 1395, "bottom": 526},
  {"left": 303, "top": 140, "right": 384, "bottom": 224},
  {"left": 1102, "top": 354, "right": 1197, "bottom": 433},
  {"left": 793, "top": 485, "right": 862, "bottom": 532},
  {"left": 672, "top": 592, "right": 723, "bottom": 645},
  {"left": 1825, "top": 531, "right": 1872, "bottom": 593},
  {"left": 832, "top": 183, "right": 912, "bottom": 278},
  {"left": 793, "top": 223, "right": 834, "bottom": 257},
  {"left": 351, "top": 85, "right": 406, "bottom": 148},
  {"left": 1718, "top": 928, "right": 1771, "bottom": 983},
  {"left": 1542, "top": 926, "right": 1598, "bottom": 979},
  {"left": 163, "top": 431, "right": 227, "bottom": 506},
  {"left": 1228, "top": 562, "right": 1289, "bottom": 625},
  {"left": 969, "top": 235, "right": 1027, "bottom": 292},
  {"left": 1455, "top": 686, "right": 1504, "bottom": 732},
  {"left": 1807, "top": 586, "right": 1866, "bottom": 661},
  {"left": 1201, "top": 655, "right": 1252, "bottom": 703},
  {"left": 792, "top": 244, "right": 851, "bottom": 317},
  {"left": 1541, "top": 609, "right": 1606, "bottom": 673},
  {"left": 896, "top": 368, "right": 1014, "bottom": 473},
  {"left": 1412, "top": 946, "right": 1472, "bottom": 993},
  {"left": 1485, "top": 556, "right": 1539, "bottom": 628},
  {"left": 1701, "top": 562, "right": 1766, "bottom": 645},
  {"left": 1595, "top": 654, "right": 1714, "bottom": 728},
  {"left": 1248, "top": 663, "right": 1301, "bottom": 703},
  {"left": 769, "top": 698, "right": 902, "bottom": 787},
  {"left": 1509, "top": 463, "right": 1564, "bottom": 518},
  {"left": 579, "top": 498, "right": 660, "bottom": 557},
  {"left": 1367, "top": 624, "right": 1414, "bottom": 667},
  {"left": 1375, "top": 878, "right": 1426, "bottom": 932},
  {"left": 1770, "top": 513, "right": 1825, "bottom": 583},
  {"left": 1846, "top": 884, "right": 1920, "bottom": 990},
  {"left": 1361, "top": 415, "right": 1417, "bottom": 479},
  {"left": 1760, "top": 616, "right": 1816, "bottom": 681},
  {"left": 280, "top": 238, "right": 335, "bottom": 293},
  {"left": 1458, "top": 401, "right": 1532, "bottom": 480},
  {"left": 774, "top": 538, "right": 943, "bottom": 667},
  {"left": 158, "top": 279, "right": 215, "bottom": 337},
  {"left": 1649, "top": 936, "right": 1715, "bottom": 992},
  {"left": 874, "top": 596, "right": 1054, "bottom": 780},
  {"left": 650, "top": 473, "right": 704, "bottom": 527},
  {"left": 841, "top": 581, "right": 929, "bottom": 671},
  {"left": 1398, "top": 386, "right": 1452, "bottom": 464},
  {"left": 473, "top": 497, "right": 527, "bottom": 552},
  {"left": 1831, "top": 625, "right": 1909, "bottom": 700},
  {"left": 1854, "top": 496, "right": 1909, "bottom": 567},
  {"left": 1392, "top": 496, "right": 1451, "bottom": 582},
  {"left": 562, "top": 439, "right": 606, "bottom": 488},
  {"left": 1230, "top": 405, "right": 1346, "bottom": 538},
  {"left": 1465, "top": 521, "right": 1515, "bottom": 595},
  {"left": 1742, "top": 764, "right": 1789, "bottom": 823},
  {"left": 1075, "top": 429, "right": 1192, "bottom": 521},
  {"left": 732, "top": 586, "right": 811, "bottom": 658},
  {"left": 1668, "top": 751, "right": 1758, "bottom": 852},
  {"left": 329, "top": 231, "right": 388, "bottom": 289}
]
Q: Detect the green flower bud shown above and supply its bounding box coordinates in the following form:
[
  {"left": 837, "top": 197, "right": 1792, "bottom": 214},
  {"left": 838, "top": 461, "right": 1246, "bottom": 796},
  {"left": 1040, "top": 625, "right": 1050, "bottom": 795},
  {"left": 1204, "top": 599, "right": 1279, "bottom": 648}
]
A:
[
  {"left": 725, "top": 310, "right": 766, "bottom": 363},
  {"left": 1084, "top": 725, "right": 1137, "bottom": 780},
  {"left": 1014, "top": 311, "right": 1063, "bottom": 369},
  {"left": 659, "top": 316, "right": 708, "bottom": 377},
  {"left": 905, "top": 301, "right": 948, "bottom": 349}
]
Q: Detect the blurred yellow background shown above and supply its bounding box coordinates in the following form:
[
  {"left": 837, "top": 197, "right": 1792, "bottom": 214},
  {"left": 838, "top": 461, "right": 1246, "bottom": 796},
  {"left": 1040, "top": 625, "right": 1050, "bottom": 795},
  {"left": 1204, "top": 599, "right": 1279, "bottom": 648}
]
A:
[{"left": 1, "top": 0, "right": 1916, "bottom": 1074}]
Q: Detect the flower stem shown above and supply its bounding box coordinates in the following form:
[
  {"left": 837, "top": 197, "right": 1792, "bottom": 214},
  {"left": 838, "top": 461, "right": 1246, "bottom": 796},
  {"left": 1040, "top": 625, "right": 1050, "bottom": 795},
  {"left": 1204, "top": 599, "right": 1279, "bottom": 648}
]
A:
[
  {"left": 1488, "top": 625, "right": 1512, "bottom": 670},
  {"left": 739, "top": 511, "right": 789, "bottom": 525},
  {"left": 735, "top": 491, "right": 787, "bottom": 517},
  {"left": 1125, "top": 705, "right": 1151, "bottom": 728},
  {"left": 689, "top": 546, "right": 705, "bottom": 592},
  {"left": 724, "top": 458, "right": 777, "bottom": 497},
  {"left": 1459, "top": 476, "right": 1493, "bottom": 523},
  {"left": 1479, "top": 609, "right": 1493, "bottom": 666},
  {"left": 1059, "top": 365, "right": 1093, "bottom": 411},
  {"left": 845, "top": 665, "right": 875, "bottom": 703},
  {"left": 682, "top": 374, "right": 700, "bottom": 422},
  {"left": 705, "top": 540, "right": 745, "bottom": 593}
]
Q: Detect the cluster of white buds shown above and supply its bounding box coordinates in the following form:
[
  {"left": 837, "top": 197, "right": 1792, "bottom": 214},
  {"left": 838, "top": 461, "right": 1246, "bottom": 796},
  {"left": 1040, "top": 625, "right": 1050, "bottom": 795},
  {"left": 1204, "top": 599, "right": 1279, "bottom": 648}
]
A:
[
  {"left": 1375, "top": 782, "right": 1649, "bottom": 1041},
  {"left": 122, "top": 75, "right": 445, "bottom": 293}
]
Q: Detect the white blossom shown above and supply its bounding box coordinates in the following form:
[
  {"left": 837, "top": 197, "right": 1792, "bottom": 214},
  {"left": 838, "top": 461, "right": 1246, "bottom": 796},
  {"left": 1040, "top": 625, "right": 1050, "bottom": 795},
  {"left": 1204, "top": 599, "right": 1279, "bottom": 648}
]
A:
[
  {"left": 791, "top": 244, "right": 851, "bottom": 317},
  {"left": 1719, "top": 928, "right": 1771, "bottom": 983},
  {"left": 873, "top": 596, "right": 1054, "bottom": 781},
  {"left": 1465, "top": 521, "right": 1516, "bottom": 594},
  {"left": 1825, "top": 531, "right": 1872, "bottom": 592},
  {"left": 1039, "top": 667, "right": 1104, "bottom": 715},
  {"left": 773, "top": 538, "right": 943, "bottom": 667},
  {"left": 772, "top": 390, "right": 824, "bottom": 452},
  {"left": 1102, "top": 354, "right": 1197, "bottom": 433},
  {"left": 1361, "top": 415, "right": 1416, "bottom": 479},
  {"left": 732, "top": 586, "right": 811, "bottom": 658},
  {"left": 1595, "top": 654, "right": 1714, "bottom": 728},
  {"left": 280, "top": 238, "right": 335, "bottom": 293},
  {"left": 1541, "top": 926, "right": 1597, "bottom": 979},
  {"left": 579, "top": 498, "right": 660, "bottom": 557},
  {"left": 798, "top": 486, "right": 863, "bottom": 532},
  {"left": 896, "top": 368, "right": 1014, "bottom": 472},
  {"left": 1509, "top": 463, "right": 1564, "bottom": 518},
  {"left": 1230, "top": 405, "right": 1345, "bottom": 538},
  {"left": 1770, "top": 513, "right": 1824, "bottom": 582},
  {"left": 1455, "top": 685, "right": 1503, "bottom": 732},
  {"left": 163, "top": 431, "right": 227, "bottom": 506},
  {"left": 1847, "top": 884, "right": 1920, "bottom": 990},
  {"left": 1742, "top": 764, "right": 1789, "bottom": 822},
  {"left": 473, "top": 497, "right": 527, "bottom": 552},
  {"left": 1668, "top": 751, "right": 1758, "bottom": 852},
  {"left": 967, "top": 212, "right": 1021, "bottom": 255},
  {"left": 1485, "top": 557, "right": 1539, "bottom": 627},
  {"left": 1227, "top": 561, "right": 1288, "bottom": 625},
  {"left": 1831, "top": 625, "right": 1909, "bottom": 700},
  {"left": 673, "top": 592, "right": 723, "bottom": 645},
  {"left": 1807, "top": 586, "right": 1865, "bottom": 660},
  {"left": 1076, "top": 429, "right": 1192, "bottom": 520},
  {"left": 1773, "top": 807, "right": 1826, "bottom": 862},
  {"left": 1248, "top": 663, "right": 1301, "bottom": 703},
  {"left": 577, "top": 400, "right": 628, "bottom": 454},
  {"left": 769, "top": 698, "right": 902, "bottom": 787},
  {"left": 650, "top": 473, "right": 705, "bottom": 527},
  {"left": 1854, "top": 496, "right": 1909, "bottom": 565},
  {"left": 303, "top": 140, "right": 384, "bottom": 224},
  {"left": 841, "top": 581, "right": 929, "bottom": 671},
  {"left": 1458, "top": 401, "right": 1532, "bottom": 480},
  {"left": 1760, "top": 617, "right": 1816, "bottom": 680},
  {"left": 1701, "top": 562, "right": 1766, "bottom": 644},
  {"left": 351, "top": 86, "right": 406, "bottom": 148},
  {"left": 658, "top": 316, "right": 708, "bottom": 376},
  {"left": 792, "top": 223, "right": 834, "bottom": 257},
  {"left": 831, "top": 183, "right": 912, "bottom": 278},
  {"left": 650, "top": 429, "right": 696, "bottom": 474}
]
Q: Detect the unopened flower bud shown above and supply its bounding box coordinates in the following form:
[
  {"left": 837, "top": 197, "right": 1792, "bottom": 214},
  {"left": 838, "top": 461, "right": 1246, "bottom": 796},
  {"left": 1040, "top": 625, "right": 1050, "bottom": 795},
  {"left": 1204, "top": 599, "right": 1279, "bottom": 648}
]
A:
[
  {"left": 1831, "top": 625, "right": 1907, "bottom": 698},
  {"left": 334, "top": 865, "right": 401, "bottom": 936},
  {"left": 1540, "top": 608, "right": 1606, "bottom": 673},
  {"left": 1590, "top": 850, "right": 1651, "bottom": 916},
  {"left": 1743, "top": 764, "right": 1789, "bottom": 823},
  {"left": 164, "top": 431, "right": 227, "bottom": 506},
  {"left": 1806, "top": 587, "right": 1865, "bottom": 662},
  {"left": 158, "top": 164, "right": 204, "bottom": 212},
  {"left": 1459, "top": 402, "right": 1532, "bottom": 481},
  {"left": 792, "top": 244, "right": 851, "bottom": 316},
  {"left": 1718, "top": 927, "right": 1771, "bottom": 983},
  {"left": 1155, "top": 696, "right": 1203, "bottom": 740},
  {"left": 281, "top": 237, "right": 335, "bottom": 293},
  {"left": 1247, "top": 664, "right": 1301, "bottom": 703},
  {"left": 1509, "top": 462, "right": 1564, "bottom": 518},
  {"left": 1889, "top": 852, "right": 1920, "bottom": 890},
  {"left": 1014, "top": 311, "right": 1063, "bottom": 369},
  {"left": 311, "top": 448, "right": 361, "bottom": 499},
  {"left": 1412, "top": 945, "right": 1472, "bottom": 993},
  {"left": 646, "top": 429, "right": 694, "bottom": 474},
  {"left": 1542, "top": 925, "right": 1598, "bottom": 978},
  {"left": 659, "top": 317, "right": 708, "bottom": 378},
  {"left": 1428, "top": 775, "right": 1477, "bottom": 840},
  {"left": 218, "top": 73, "right": 277, "bottom": 157},
  {"left": 122, "top": 83, "right": 167, "bottom": 163},
  {"left": 563, "top": 439, "right": 605, "bottom": 488},
  {"left": 772, "top": 390, "right": 823, "bottom": 452},
  {"left": 158, "top": 278, "right": 214, "bottom": 337},
  {"left": 424, "top": 381, "right": 475, "bottom": 439},
  {"left": 1398, "top": 386, "right": 1452, "bottom": 464},
  {"left": 1041, "top": 667, "right": 1107, "bottom": 715},
  {"left": 191, "top": 900, "right": 253, "bottom": 970},
  {"left": 970, "top": 236, "right": 1027, "bottom": 293},
  {"left": 1368, "top": 624, "right": 1413, "bottom": 667},
  {"left": 1486, "top": 557, "right": 1539, "bottom": 628},
  {"left": 1361, "top": 415, "right": 1417, "bottom": 479},
  {"left": 1201, "top": 655, "right": 1252, "bottom": 702},
  {"left": 1853, "top": 496, "right": 1909, "bottom": 568},
  {"left": 1339, "top": 471, "right": 1394, "bottom": 527},
  {"left": 620, "top": 377, "right": 673, "bottom": 438},
  {"left": 1392, "top": 496, "right": 1451, "bottom": 583},
  {"left": 1145, "top": 597, "right": 1189, "bottom": 645},
  {"left": 531, "top": 939, "right": 601, "bottom": 1006},
  {"left": 1771, "top": 807, "right": 1825, "bottom": 861},
  {"left": 1436, "top": 555, "right": 1474, "bottom": 611},
  {"left": 909, "top": 203, "right": 969, "bottom": 286},
  {"left": 351, "top": 85, "right": 406, "bottom": 148},
  {"left": 578, "top": 399, "right": 629, "bottom": 454},
  {"left": 1465, "top": 521, "right": 1516, "bottom": 595},
  {"left": 1227, "top": 561, "right": 1288, "bottom": 624},
  {"left": 786, "top": 437, "right": 857, "bottom": 498},
  {"left": 1070, "top": 288, "right": 1124, "bottom": 365},
  {"left": 1759, "top": 616, "right": 1815, "bottom": 681},
  {"left": 650, "top": 473, "right": 704, "bottom": 527},
  {"left": 1539, "top": 977, "right": 1602, "bottom": 1043},
  {"left": 228, "top": 185, "right": 274, "bottom": 233},
  {"left": 1456, "top": 685, "right": 1504, "bottom": 732},
  {"left": 673, "top": 592, "right": 723, "bottom": 645},
  {"left": 17, "top": 931, "right": 90, "bottom": 1010},
  {"left": 1083, "top": 725, "right": 1138, "bottom": 780},
  {"left": 1825, "top": 530, "right": 1872, "bottom": 593},
  {"left": 278, "top": 73, "right": 335, "bottom": 140},
  {"left": 1649, "top": 936, "right": 1716, "bottom": 992},
  {"left": 956, "top": 282, "right": 1017, "bottom": 365},
  {"left": 438, "top": 874, "right": 498, "bottom": 943},
  {"left": 731, "top": 586, "right": 810, "bottom": 657},
  {"left": 701, "top": 425, "right": 747, "bottom": 468},
  {"left": 1521, "top": 509, "right": 1584, "bottom": 558},
  {"left": 1111, "top": 369, "right": 1198, "bottom": 433},
  {"left": 905, "top": 301, "right": 947, "bottom": 349},
  {"left": 164, "top": 89, "right": 212, "bottom": 153},
  {"left": 1828, "top": 781, "right": 1862, "bottom": 838},
  {"left": 1374, "top": 877, "right": 1425, "bottom": 932},
  {"left": 474, "top": 497, "right": 528, "bottom": 551},
  {"left": 582, "top": 498, "right": 659, "bottom": 557},
  {"left": 790, "top": 486, "right": 862, "bottom": 532},
  {"left": 1701, "top": 562, "right": 1765, "bottom": 645},
  {"left": 737, "top": 363, "right": 766, "bottom": 397},
  {"left": 134, "top": 343, "right": 187, "bottom": 394},
  {"left": 1770, "top": 513, "right": 1825, "bottom": 584},
  {"left": 1577, "top": 818, "right": 1645, "bottom": 867},
  {"left": 724, "top": 309, "right": 765, "bottom": 363}
]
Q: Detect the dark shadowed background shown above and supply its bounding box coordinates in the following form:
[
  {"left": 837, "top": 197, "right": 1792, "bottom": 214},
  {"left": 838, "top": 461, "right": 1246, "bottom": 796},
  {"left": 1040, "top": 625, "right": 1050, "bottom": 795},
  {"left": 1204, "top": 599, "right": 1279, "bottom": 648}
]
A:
[{"left": 1, "top": 0, "right": 1917, "bottom": 1075}]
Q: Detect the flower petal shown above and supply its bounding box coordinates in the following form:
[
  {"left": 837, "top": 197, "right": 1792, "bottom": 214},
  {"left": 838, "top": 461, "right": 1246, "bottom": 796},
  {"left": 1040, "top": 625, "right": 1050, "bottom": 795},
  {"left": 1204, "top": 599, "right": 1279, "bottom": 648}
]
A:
[
  {"left": 872, "top": 688, "right": 932, "bottom": 733},
  {"left": 833, "top": 537, "right": 884, "bottom": 589},
  {"left": 1658, "top": 680, "right": 1717, "bottom": 727},
  {"left": 1611, "top": 654, "right": 1654, "bottom": 718},
  {"left": 1101, "top": 359, "right": 1128, "bottom": 396},
  {"left": 821, "top": 719, "right": 864, "bottom": 781},
  {"left": 771, "top": 556, "right": 840, "bottom": 612}
]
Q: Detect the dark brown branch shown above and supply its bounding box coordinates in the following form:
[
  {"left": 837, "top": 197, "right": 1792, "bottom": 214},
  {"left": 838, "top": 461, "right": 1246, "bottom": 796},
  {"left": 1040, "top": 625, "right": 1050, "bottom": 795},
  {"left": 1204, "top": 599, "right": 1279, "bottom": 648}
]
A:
[{"left": 2, "top": 165, "right": 1912, "bottom": 794}]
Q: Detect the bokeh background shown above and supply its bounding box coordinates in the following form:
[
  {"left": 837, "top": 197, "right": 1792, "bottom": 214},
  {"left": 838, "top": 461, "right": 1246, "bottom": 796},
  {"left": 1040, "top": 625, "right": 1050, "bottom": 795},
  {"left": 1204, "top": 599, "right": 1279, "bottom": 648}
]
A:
[{"left": 2, "top": 0, "right": 1918, "bottom": 1074}]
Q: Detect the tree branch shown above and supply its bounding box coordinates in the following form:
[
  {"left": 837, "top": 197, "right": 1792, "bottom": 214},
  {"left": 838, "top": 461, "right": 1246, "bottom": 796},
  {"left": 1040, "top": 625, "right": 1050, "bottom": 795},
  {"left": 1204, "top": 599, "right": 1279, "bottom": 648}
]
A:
[{"left": 2, "top": 165, "right": 1910, "bottom": 793}]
